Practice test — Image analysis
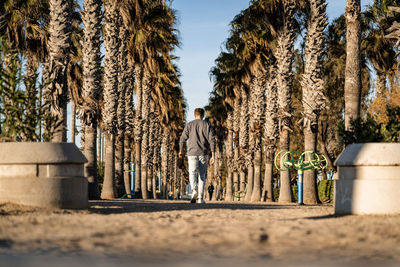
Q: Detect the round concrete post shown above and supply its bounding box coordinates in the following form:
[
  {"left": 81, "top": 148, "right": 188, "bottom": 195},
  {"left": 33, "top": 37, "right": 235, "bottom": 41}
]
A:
[
  {"left": 334, "top": 143, "right": 400, "bottom": 215},
  {"left": 0, "top": 143, "right": 88, "bottom": 209}
]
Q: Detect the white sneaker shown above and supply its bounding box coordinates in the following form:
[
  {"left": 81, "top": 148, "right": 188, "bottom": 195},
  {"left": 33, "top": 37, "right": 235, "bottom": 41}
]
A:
[
  {"left": 197, "top": 199, "right": 206, "bottom": 204},
  {"left": 190, "top": 190, "right": 198, "bottom": 203}
]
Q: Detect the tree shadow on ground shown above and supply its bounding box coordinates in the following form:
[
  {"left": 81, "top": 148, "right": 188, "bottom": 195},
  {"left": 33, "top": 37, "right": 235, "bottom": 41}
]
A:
[
  {"left": 303, "top": 214, "right": 350, "bottom": 220},
  {"left": 88, "top": 199, "right": 298, "bottom": 214}
]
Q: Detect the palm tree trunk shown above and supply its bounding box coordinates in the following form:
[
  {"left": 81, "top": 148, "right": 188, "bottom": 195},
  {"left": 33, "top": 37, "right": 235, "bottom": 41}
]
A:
[
  {"left": 300, "top": 0, "right": 327, "bottom": 204},
  {"left": 232, "top": 98, "right": 240, "bottom": 199},
  {"left": 239, "top": 89, "right": 249, "bottom": 201},
  {"left": 85, "top": 124, "right": 100, "bottom": 199},
  {"left": 239, "top": 171, "right": 246, "bottom": 199},
  {"left": 174, "top": 150, "right": 179, "bottom": 199},
  {"left": 115, "top": 136, "right": 125, "bottom": 197},
  {"left": 344, "top": 0, "right": 361, "bottom": 131},
  {"left": 71, "top": 103, "right": 76, "bottom": 144},
  {"left": 276, "top": 0, "right": 296, "bottom": 203},
  {"left": 80, "top": 126, "right": 86, "bottom": 151},
  {"left": 250, "top": 71, "right": 265, "bottom": 202},
  {"left": 101, "top": 0, "right": 119, "bottom": 199},
  {"left": 278, "top": 131, "right": 293, "bottom": 203},
  {"left": 43, "top": 0, "right": 72, "bottom": 142},
  {"left": 124, "top": 137, "right": 133, "bottom": 197},
  {"left": 262, "top": 64, "right": 278, "bottom": 202},
  {"left": 101, "top": 132, "right": 116, "bottom": 199},
  {"left": 262, "top": 159, "right": 274, "bottom": 202},
  {"left": 303, "top": 128, "right": 319, "bottom": 204},
  {"left": 225, "top": 118, "right": 234, "bottom": 201},
  {"left": 245, "top": 163, "right": 254, "bottom": 202},
  {"left": 134, "top": 65, "right": 143, "bottom": 198},
  {"left": 161, "top": 134, "right": 169, "bottom": 199},
  {"left": 251, "top": 148, "right": 262, "bottom": 202},
  {"left": 135, "top": 141, "right": 142, "bottom": 198},
  {"left": 115, "top": 21, "right": 128, "bottom": 197},
  {"left": 98, "top": 127, "right": 102, "bottom": 162},
  {"left": 26, "top": 55, "right": 39, "bottom": 141}
]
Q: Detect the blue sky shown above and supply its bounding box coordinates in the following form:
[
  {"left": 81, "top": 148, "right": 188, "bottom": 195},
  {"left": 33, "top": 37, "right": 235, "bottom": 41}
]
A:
[{"left": 171, "top": 0, "right": 374, "bottom": 122}]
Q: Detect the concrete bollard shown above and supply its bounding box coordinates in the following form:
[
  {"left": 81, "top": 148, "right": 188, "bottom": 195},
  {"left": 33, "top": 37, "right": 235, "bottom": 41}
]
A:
[
  {"left": 0, "top": 143, "right": 88, "bottom": 209},
  {"left": 334, "top": 143, "right": 400, "bottom": 215}
]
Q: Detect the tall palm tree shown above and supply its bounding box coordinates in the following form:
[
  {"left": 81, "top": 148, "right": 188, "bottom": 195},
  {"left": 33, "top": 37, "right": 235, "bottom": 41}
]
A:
[
  {"left": 42, "top": 0, "right": 73, "bottom": 142},
  {"left": 344, "top": 0, "right": 362, "bottom": 131},
  {"left": 232, "top": 97, "right": 241, "bottom": 198},
  {"left": 225, "top": 112, "right": 234, "bottom": 201},
  {"left": 101, "top": 0, "right": 119, "bottom": 199},
  {"left": 115, "top": 20, "right": 129, "bottom": 197},
  {"left": 123, "top": 64, "right": 135, "bottom": 198},
  {"left": 275, "top": 0, "right": 297, "bottom": 203},
  {"left": 300, "top": 0, "right": 327, "bottom": 204},
  {"left": 262, "top": 63, "right": 278, "bottom": 202},
  {"left": 122, "top": 0, "right": 179, "bottom": 199},
  {"left": 364, "top": 1, "right": 399, "bottom": 96},
  {"left": 250, "top": 65, "right": 266, "bottom": 202},
  {"left": 79, "top": 0, "right": 102, "bottom": 199},
  {"left": 239, "top": 88, "right": 249, "bottom": 196}
]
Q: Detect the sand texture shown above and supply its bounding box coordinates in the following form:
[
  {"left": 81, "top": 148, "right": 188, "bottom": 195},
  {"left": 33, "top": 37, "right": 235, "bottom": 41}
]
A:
[{"left": 0, "top": 199, "right": 400, "bottom": 266}]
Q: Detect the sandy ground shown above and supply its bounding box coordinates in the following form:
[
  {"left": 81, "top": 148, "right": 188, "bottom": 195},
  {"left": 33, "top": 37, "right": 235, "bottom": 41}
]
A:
[{"left": 0, "top": 199, "right": 400, "bottom": 267}]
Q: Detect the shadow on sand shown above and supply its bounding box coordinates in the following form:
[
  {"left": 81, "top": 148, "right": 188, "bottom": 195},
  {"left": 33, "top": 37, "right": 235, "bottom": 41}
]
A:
[{"left": 88, "top": 199, "right": 298, "bottom": 214}]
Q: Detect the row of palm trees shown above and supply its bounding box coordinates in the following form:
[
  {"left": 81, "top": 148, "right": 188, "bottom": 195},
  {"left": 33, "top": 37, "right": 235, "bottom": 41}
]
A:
[
  {"left": 205, "top": 0, "right": 400, "bottom": 203},
  {"left": 0, "top": 0, "right": 187, "bottom": 199}
]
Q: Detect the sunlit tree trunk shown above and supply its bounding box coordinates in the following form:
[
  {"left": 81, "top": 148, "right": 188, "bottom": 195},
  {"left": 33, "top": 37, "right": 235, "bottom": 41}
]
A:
[
  {"left": 232, "top": 98, "right": 240, "bottom": 198},
  {"left": 262, "top": 65, "right": 278, "bottom": 202},
  {"left": 134, "top": 64, "right": 143, "bottom": 198},
  {"left": 161, "top": 134, "right": 169, "bottom": 199},
  {"left": 100, "top": 0, "right": 119, "bottom": 199},
  {"left": 276, "top": 0, "right": 296, "bottom": 203},
  {"left": 115, "top": 20, "right": 128, "bottom": 197},
  {"left": 300, "top": 0, "right": 327, "bottom": 204},
  {"left": 344, "top": 0, "right": 361, "bottom": 131},
  {"left": 239, "top": 89, "right": 249, "bottom": 200},
  {"left": 79, "top": 0, "right": 103, "bottom": 199},
  {"left": 250, "top": 69, "right": 265, "bottom": 202},
  {"left": 42, "top": 0, "right": 72, "bottom": 142},
  {"left": 225, "top": 112, "right": 234, "bottom": 201}
]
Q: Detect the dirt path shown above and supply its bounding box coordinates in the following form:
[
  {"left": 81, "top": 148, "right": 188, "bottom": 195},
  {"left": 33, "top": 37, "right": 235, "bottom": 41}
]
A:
[{"left": 1, "top": 200, "right": 400, "bottom": 266}]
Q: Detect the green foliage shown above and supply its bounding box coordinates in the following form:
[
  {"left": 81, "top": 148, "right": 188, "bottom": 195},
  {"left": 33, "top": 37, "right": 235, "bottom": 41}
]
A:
[
  {"left": 0, "top": 40, "right": 60, "bottom": 142},
  {"left": 318, "top": 180, "right": 334, "bottom": 203},
  {"left": 338, "top": 108, "right": 400, "bottom": 146},
  {"left": 97, "top": 160, "right": 105, "bottom": 188}
]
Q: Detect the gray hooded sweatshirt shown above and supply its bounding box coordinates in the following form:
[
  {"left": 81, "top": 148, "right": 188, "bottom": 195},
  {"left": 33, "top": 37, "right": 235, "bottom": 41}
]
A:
[{"left": 179, "top": 119, "right": 216, "bottom": 156}]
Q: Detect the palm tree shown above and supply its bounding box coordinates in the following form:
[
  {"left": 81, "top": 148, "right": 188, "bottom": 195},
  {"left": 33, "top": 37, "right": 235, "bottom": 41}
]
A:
[
  {"left": 115, "top": 20, "right": 129, "bottom": 197},
  {"left": 79, "top": 0, "right": 102, "bottom": 199},
  {"left": 300, "top": 0, "right": 327, "bottom": 204},
  {"left": 225, "top": 112, "right": 234, "bottom": 201},
  {"left": 262, "top": 63, "right": 278, "bottom": 202},
  {"left": 232, "top": 97, "right": 241, "bottom": 198},
  {"left": 364, "top": 1, "right": 399, "bottom": 96},
  {"left": 250, "top": 65, "right": 266, "bottom": 202},
  {"left": 42, "top": 0, "right": 73, "bottom": 142},
  {"left": 344, "top": 0, "right": 362, "bottom": 131},
  {"left": 123, "top": 64, "right": 135, "bottom": 198},
  {"left": 100, "top": 0, "right": 119, "bottom": 199},
  {"left": 121, "top": 0, "right": 179, "bottom": 199},
  {"left": 239, "top": 88, "right": 249, "bottom": 196},
  {"left": 274, "top": 0, "right": 297, "bottom": 203}
]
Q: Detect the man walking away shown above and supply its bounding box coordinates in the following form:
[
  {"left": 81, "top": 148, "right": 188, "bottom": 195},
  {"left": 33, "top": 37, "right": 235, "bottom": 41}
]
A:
[{"left": 179, "top": 108, "right": 216, "bottom": 204}]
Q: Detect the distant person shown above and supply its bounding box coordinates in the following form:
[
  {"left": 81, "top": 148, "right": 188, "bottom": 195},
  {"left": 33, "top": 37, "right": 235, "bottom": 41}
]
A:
[
  {"left": 208, "top": 184, "right": 214, "bottom": 201},
  {"left": 179, "top": 108, "right": 216, "bottom": 204}
]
